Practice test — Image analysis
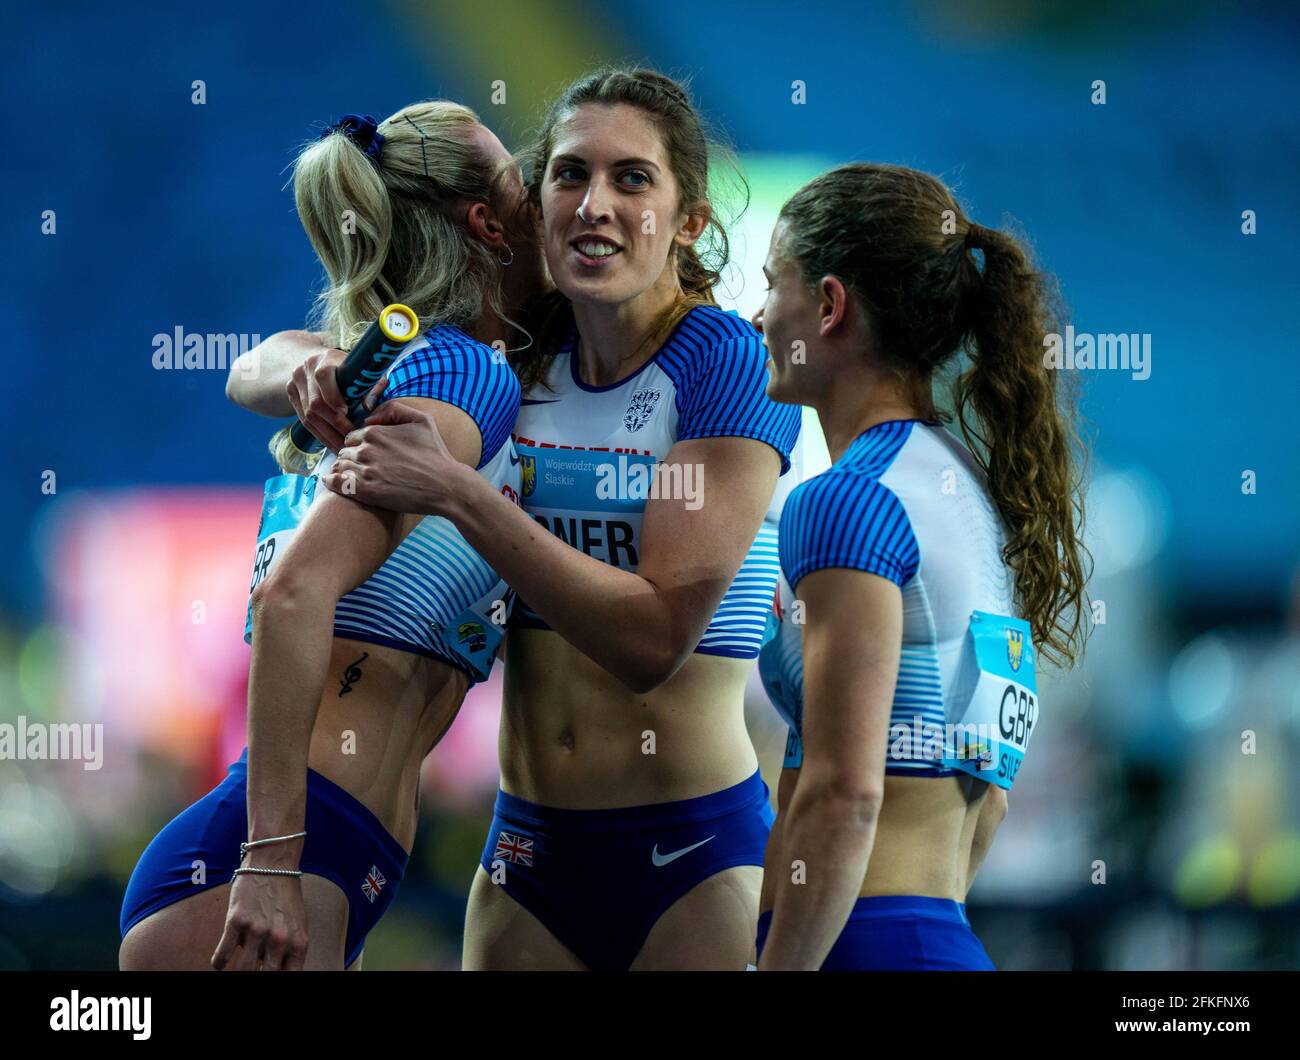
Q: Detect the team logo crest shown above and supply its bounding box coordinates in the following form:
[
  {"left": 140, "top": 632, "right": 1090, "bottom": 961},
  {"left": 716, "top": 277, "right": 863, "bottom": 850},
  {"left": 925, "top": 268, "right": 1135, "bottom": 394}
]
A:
[
  {"left": 520, "top": 454, "right": 536, "bottom": 497},
  {"left": 361, "top": 865, "right": 386, "bottom": 903},
  {"left": 458, "top": 621, "right": 487, "bottom": 653},
  {"left": 1006, "top": 628, "right": 1024, "bottom": 672},
  {"left": 623, "top": 387, "right": 662, "bottom": 433}
]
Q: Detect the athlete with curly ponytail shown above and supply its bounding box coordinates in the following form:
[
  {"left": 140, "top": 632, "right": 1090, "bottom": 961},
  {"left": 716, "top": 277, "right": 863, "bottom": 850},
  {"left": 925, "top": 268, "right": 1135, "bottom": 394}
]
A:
[{"left": 753, "top": 162, "right": 1090, "bottom": 969}]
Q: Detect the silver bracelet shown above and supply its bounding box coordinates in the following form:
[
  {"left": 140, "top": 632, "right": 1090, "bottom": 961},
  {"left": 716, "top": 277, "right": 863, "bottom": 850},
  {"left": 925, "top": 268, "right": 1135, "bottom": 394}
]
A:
[
  {"left": 232, "top": 867, "right": 303, "bottom": 878},
  {"left": 240, "top": 831, "right": 307, "bottom": 860}
]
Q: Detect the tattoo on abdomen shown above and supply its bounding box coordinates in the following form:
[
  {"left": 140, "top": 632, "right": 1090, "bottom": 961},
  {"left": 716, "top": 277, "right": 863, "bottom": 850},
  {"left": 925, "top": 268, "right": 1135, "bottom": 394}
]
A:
[{"left": 339, "top": 652, "right": 369, "bottom": 697}]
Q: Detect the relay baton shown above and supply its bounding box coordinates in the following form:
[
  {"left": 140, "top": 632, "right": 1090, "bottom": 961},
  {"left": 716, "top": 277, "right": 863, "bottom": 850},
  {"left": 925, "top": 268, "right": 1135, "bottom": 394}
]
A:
[{"left": 285, "top": 303, "right": 419, "bottom": 460}]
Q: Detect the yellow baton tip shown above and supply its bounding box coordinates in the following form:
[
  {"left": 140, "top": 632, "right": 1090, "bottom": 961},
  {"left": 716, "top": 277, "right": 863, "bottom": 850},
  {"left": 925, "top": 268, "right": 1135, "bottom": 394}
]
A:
[{"left": 379, "top": 303, "right": 419, "bottom": 343}]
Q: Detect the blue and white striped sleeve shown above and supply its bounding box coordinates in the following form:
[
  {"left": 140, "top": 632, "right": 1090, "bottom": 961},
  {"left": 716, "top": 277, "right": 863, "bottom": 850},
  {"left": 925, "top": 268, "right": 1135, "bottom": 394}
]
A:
[
  {"left": 675, "top": 332, "right": 802, "bottom": 475},
  {"left": 381, "top": 331, "right": 521, "bottom": 469},
  {"left": 779, "top": 472, "right": 920, "bottom": 590}
]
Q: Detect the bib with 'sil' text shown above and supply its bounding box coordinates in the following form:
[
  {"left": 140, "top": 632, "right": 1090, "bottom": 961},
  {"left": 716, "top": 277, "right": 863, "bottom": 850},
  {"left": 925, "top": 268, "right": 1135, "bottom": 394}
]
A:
[{"left": 941, "top": 611, "right": 1038, "bottom": 790}]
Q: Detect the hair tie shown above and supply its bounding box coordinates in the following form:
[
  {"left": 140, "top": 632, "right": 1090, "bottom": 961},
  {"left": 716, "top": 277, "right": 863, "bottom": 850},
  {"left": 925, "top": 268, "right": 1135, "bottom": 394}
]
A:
[
  {"left": 964, "top": 223, "right": 981, "bottom": 250},
  {"left": 321, "top": 114, "right": 384, "bottom": 165}
]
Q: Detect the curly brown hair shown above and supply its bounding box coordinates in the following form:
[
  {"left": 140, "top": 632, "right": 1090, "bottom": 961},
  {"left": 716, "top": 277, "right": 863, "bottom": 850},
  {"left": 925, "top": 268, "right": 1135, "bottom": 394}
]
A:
[{"left": 779, "top": 163, "right": 1092, "bottom": 668}]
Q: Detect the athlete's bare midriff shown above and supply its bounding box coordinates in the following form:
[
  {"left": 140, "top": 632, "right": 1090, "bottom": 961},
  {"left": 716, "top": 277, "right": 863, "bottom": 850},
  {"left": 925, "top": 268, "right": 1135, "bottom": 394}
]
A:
[
  {"left": 304, "top": 636, "right": 468, "bottom": 852},
  {"left": 762, "top": 768, "right": 997, "bottom": 912},
  {"left": 499, "top": 626, "right": 759, "bottom": 809},
  {"left": 859, "top": 773, "right": 996, "bottom": 900}
]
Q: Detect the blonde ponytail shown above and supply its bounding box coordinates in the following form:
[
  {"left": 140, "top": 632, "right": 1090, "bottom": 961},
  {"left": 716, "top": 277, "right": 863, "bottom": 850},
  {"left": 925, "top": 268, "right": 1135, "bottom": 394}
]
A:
[{"left": 269, "top": 100, "right": 508, "bottom": 472}]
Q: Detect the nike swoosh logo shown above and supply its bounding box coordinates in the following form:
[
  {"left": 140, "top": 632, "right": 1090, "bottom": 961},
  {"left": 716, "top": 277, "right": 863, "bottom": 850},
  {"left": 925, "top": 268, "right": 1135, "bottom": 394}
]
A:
[
  {"left": 651, "top": 835, "right": 716, "bottom": 867},
  {"left": 508, "top": 450, "right": 520, "bottom": 465},
  {"left": 520, "top": 398, "right": 560, "bottom": 405}
]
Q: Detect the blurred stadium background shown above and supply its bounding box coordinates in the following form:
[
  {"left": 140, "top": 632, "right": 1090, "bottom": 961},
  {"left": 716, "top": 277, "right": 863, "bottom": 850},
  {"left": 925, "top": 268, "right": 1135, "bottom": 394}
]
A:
[{"left": 1, "top": 0, "right": 1297, "bottom": 969}]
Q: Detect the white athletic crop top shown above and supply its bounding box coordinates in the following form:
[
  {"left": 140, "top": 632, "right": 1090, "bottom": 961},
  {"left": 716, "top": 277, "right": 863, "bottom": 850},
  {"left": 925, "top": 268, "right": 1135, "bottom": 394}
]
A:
[
  {"left": 509, "top": 304, "right": 802, "bottom": 658},
  {"left": 759, "top": 418, "right": 1037, "bottom": 785}
]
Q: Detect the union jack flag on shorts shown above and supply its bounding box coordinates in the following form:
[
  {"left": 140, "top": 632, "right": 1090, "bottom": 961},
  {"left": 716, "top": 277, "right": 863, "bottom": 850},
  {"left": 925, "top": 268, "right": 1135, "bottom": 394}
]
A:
[
  {"left": 361, "top": 865, "right": 387, "bottom": 903},
  {"left": 494, "top": 831, "right": 534, "bottom": 866}
]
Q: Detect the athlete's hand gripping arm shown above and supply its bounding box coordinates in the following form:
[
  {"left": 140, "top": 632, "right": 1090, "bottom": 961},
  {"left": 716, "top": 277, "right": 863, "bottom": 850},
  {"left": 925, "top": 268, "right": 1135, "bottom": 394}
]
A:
[
  {"left": 226, "top": 330, "right": 357, "bottom": 451},
  {"left": 211, "top": 397, "right": 481, "bottom": 971},
  {"left": 323, "top": 399, "right": 780, "bottom": 694},
  {"left": 757, "top": 569, "right": 898, "bottom": 971}
]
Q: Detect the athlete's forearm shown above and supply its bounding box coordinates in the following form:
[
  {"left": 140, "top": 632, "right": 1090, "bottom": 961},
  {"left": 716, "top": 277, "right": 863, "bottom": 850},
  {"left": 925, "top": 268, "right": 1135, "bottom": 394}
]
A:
[
  {"left": 445, "top": 464, "right": 696, "bottom": 692},
  {"left": 227, "top": 330, "right": 328, "bottom": 417},
  {"left": 242, "top": 581, "right": 339, "bottom": 867},
  {"left": 758, "top": 780, "right": 881, "bottom": 970}
]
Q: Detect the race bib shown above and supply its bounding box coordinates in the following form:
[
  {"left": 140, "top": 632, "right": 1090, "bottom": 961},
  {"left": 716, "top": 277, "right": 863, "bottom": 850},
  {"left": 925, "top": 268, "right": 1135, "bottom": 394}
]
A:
[
  {"left": 243, "top": 473, "right": 316, "bottom": 642},
  {"left": 516, "top": 445, "right": 652, "bottom": 569},
  {"left": 941, "top": 611, "right": 1038, "bottom": 790}
]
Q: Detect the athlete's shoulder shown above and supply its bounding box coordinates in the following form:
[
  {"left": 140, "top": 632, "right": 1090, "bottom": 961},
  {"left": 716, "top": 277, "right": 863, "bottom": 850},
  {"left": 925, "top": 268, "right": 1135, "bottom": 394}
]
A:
[
  {"left": 383, "top": 324, "right": 520, "bottom": 467},
  {"left": 660, "top": 305, "right": 762, "bottom": 373},
  {"left": 781, "top": 439, "right": 921, "bottom": 588},
  {"left": 841, "top": 419, "right": 919, "bottom": 476},
  {"left": 783, "top": 420, "right": 911, "bottom": 512},
  {"left": 900, "top": 420, "right": 987, "bottom": 481},
  {"left": 387, "top": 325, "right": 517, "bottom": 388},
  {"left": 784, "top": 463, "right": 905, "bottom": 528},
  {"left": 660, "top": 305, "right": 800, "bottom": 469},
  {"left": 794, "top": 419, "right": 923, "bottom": 526},
  {"left": 396, "top": 324, "right": 511, "bottom": 375},
  {"left": 684, "top": 302, "right": 761, "bottom": 340}
]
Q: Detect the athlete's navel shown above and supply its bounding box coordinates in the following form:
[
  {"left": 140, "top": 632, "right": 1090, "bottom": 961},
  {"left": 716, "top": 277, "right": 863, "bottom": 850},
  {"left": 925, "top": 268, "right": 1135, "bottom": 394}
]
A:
[{"left": 557, "top": 729, "right": 576, "bottom": 752}]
